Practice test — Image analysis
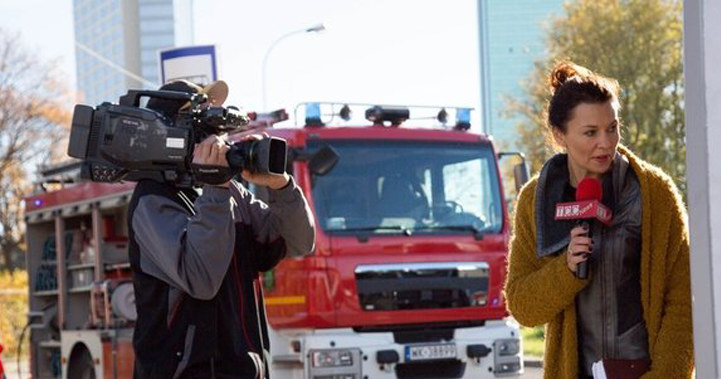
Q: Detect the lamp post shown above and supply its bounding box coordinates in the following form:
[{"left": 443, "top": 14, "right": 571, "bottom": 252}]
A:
[{"left": 262, "top": 23, "right": 325, "bottom": 110}]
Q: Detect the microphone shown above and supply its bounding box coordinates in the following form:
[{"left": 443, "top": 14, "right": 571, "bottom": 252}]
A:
[{"left": 554, "top": 178, "right": 612, "bottom": 279}]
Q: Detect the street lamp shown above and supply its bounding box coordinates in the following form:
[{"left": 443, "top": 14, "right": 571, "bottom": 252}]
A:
[{"left": 262, "top": 23, "right": 325, "bottom": 110}]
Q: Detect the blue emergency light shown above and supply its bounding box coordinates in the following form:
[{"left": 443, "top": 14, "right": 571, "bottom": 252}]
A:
[
  {"left": 305, "top": 103, "right": 324, "bottom": 127},
  {"left": 455, "top": 108, "right": 472, "bottom": 131}
]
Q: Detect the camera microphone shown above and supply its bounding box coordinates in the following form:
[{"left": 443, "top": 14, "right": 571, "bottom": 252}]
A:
[{"left": 554, "top": 177, "right": 612, "bottom": 279}]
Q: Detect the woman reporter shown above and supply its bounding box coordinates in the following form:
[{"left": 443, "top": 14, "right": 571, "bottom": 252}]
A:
[{"left": 504, "top": 61, "right": 693, "bottom": 378}]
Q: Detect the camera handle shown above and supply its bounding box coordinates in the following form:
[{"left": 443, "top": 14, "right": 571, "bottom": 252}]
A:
[{"left": 119, "top": 89, "right": 205, "bottom": 107}]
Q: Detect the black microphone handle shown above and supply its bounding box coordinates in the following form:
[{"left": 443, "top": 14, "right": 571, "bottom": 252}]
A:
[{"left": 576, "top": 220, "right": 592, "bottom": 279}]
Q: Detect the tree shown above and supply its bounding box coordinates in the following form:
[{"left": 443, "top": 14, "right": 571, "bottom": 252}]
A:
[
  {"left": 0, "top": 29, "right": 72, "bottom": 271},
  {"left": 506, "top": 0, "right": 685, "bottom": 191}
]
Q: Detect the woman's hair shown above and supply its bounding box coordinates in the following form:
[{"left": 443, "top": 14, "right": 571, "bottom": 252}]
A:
[{"left": 547, "top": 61, "right": 621, "bottom": 133}]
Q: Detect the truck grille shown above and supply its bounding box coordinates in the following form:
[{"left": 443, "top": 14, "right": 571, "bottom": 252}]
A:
[{"left": 354, "top": 262, "right": 489, "bottom": 311}]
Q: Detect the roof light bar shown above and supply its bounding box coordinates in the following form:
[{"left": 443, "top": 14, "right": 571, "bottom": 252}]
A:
[{"left": 293, "top": 102, "right": 473, "bottom": 129}]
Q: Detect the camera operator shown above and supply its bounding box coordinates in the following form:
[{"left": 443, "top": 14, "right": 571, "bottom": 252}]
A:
[{"left": 127, "top": 80, "right": 315, "bottom": 379}]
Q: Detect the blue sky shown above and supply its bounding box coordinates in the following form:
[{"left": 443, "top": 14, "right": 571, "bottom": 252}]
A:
[{"left": 0, "top": 0, "right": 483, "bottom": 128}]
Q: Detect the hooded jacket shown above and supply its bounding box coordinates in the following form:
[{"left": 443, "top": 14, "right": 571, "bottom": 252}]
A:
[
  {"left": 128, "top": 178, "right": 315, "bottom": 378},
  {"left": 504, "top": 146, "right": 693, "bottom": 378}
]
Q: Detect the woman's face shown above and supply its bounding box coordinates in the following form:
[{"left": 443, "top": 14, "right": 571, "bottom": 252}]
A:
[{"left": 553, "top": 100, "right": 620, "bottom": 184}]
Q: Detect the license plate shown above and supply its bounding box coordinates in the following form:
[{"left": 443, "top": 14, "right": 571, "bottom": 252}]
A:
[{"left": 405, "top": 343, "right": 457, "bottom": 361}]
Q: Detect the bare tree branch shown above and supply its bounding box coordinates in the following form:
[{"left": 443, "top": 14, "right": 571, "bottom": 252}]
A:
[{"left": 0, "top": 28, "right": 72, "bottom": 270}]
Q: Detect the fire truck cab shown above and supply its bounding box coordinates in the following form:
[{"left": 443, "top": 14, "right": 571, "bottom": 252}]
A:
[
  {"left": 248, "top": 103, "right": 525, "bottom": 378},
  {"left": 23, "top": 102, "right": 526, "bottom": 379}
]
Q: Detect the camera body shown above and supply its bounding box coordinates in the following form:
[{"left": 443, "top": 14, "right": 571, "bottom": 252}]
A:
[{"left": 67, "top": 89, "right": 287, "bottom": 186}]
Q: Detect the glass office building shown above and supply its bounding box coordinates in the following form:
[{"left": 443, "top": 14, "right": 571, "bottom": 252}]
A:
[
  {"left": 73, "top": 0, "right": 192, "bottom": 106},
  {"left": 478, "top": 0, "right": 563, "bottom": 149}
]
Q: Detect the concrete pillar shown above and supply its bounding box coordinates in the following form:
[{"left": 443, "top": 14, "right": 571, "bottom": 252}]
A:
[{"left": 684, "top": 0, "right": 721, "bottom": 377}]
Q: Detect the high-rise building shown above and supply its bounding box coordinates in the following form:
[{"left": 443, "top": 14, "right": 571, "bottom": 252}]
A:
[
  {"left": 478, "top": 0, "right": 563, "bottom": 149},
  {"left": 73, "top": 0, "right": 193, "bottom": 105}
]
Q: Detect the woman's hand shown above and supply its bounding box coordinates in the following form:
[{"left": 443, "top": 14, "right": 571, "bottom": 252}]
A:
[{"left": 566, "top": 224, "right": 593, "bottom": 273}]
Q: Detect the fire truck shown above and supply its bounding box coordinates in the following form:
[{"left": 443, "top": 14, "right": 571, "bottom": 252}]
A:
[{"left": 23, "top": 103, "right": 527, "bottom": 378}]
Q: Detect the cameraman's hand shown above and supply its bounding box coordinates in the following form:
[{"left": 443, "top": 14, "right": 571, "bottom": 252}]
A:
[
  {"left": 239, "top": 134, "right": 290, "bottom": 190},
  {"left": 193, "top": 135, "right": 231, "bottom": 187}
]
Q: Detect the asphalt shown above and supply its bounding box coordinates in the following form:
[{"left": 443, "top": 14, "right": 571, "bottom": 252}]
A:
[
  {"left": 0, "top": 357, "right": 544, "bottom": 378},
  {"left": 2, "top": 359, "right": 28, "bottom": 379}
]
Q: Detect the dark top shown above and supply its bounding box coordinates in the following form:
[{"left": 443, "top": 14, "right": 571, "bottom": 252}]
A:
[{"left": 573, "top": 156, "right": 649, "bottom": 375}]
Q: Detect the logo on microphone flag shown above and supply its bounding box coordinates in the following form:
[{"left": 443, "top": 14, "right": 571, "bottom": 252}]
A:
[{"left": 554, "top": 200, "right": 612, "bottom": 225}]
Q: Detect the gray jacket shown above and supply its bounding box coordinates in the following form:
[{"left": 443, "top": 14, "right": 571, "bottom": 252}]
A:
[{"left": 131, "top": 177, "right": 315, "bottom": 300}]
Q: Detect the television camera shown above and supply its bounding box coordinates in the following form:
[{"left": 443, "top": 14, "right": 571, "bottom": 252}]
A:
[{"left": 67, "top": 89, "right": 287, "bottom": 186}]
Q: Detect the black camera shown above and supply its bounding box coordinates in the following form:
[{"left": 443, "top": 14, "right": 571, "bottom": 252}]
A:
[{"left": 67, "top": 89, "right": 287, "bottom": 185}]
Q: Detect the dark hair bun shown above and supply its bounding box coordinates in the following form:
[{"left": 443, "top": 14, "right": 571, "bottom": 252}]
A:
[
  {"left": 546, "top": 60, "right": 621, "bottom": 134},
  {"left": 549, "top": 61, "right": 591, "bottom": 90}
]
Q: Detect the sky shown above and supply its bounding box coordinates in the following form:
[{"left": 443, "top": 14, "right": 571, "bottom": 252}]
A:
[{"left": 0, "top": 0, "right": 483, "bottom": 129}]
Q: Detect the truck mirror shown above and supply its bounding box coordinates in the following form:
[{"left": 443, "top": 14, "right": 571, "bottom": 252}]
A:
[
  {"left": 513, "top": 161, "right": 529, "bottom": 191},
  {"left": 498, "top": 151, "right": 529, "bottom": 192},
  {"left": 308, "top": 145, "right": 340, "bottom": 176}
]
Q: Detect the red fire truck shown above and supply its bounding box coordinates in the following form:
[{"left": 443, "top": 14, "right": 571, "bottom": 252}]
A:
[{"left": 23, "top": 103, "right": 527, "bottom": 378}]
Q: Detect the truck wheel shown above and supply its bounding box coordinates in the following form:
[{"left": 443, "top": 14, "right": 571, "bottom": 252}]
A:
[{"left": 68, "top": 344, "right": 96, "bottom": 379}]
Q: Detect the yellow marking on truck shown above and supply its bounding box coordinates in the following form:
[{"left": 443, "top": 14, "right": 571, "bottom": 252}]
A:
[{"left": 265, "top": 296, "right": 307, "bottom": 305}]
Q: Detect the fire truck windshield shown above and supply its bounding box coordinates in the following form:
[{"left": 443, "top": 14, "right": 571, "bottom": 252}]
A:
[{"left": 309, "top": 140, "right": 503, "bottom": 236}]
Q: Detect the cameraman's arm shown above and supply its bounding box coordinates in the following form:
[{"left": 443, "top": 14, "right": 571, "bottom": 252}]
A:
[
  {"left": 231, "top": 177, "right": 315, "bottom": 272},
  {"left": 132, "top": 186, "right": 235, "bottom": 299},
  {"left": 131, "top": 136, "right": 235, "bottom": 299}
]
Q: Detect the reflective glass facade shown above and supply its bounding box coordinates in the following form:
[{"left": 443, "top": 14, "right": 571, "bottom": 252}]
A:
[
  {"left": 74, "top": 0, "right": 180, "bottom": 106},
  {"left": 478, "top": 0, "right": 563, "bottom": 149},
  {"left": 138, "top": 0, "right": 175, "bottom": 86}
]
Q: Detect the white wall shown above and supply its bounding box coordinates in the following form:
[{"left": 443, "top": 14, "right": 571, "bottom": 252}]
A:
[{"left": 684, "top": 0, "right": 721, "bottom": 377}]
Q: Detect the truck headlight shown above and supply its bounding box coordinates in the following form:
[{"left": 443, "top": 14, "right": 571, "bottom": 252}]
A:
[
  {"left": 494, "top": 339, "right": 520, "bottom": 356},
  {"left": 311, "top": 349, "right": 354, "bottom": 368}
]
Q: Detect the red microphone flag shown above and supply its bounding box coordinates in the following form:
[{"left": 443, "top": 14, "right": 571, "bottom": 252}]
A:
[{"left": 554, "top": 177, "right": 612, "bottom": 225}]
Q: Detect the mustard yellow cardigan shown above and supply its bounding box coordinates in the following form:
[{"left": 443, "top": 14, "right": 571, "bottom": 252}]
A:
[{"left": 504, "top": 147, "right": 693, "bottom": 378}]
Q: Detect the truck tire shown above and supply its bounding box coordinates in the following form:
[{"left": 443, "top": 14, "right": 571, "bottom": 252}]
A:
[{"left": 68, "top": 344, "right": 96, "bottom": 379}]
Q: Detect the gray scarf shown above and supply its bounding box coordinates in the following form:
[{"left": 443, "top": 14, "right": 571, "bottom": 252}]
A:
[{"left": 534, "top": 153, "right": 629, "bottom": 258}]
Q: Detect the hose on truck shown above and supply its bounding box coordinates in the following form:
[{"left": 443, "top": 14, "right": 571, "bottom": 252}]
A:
[{"left": 16, "top": 320, "right": 30, "bottom": 379}]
